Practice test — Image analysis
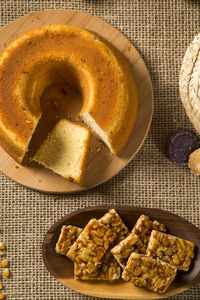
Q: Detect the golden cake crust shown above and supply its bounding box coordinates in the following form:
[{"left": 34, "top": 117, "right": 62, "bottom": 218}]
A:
[{"left": 0, "top": 24, "right": 138, "bottom": 162}]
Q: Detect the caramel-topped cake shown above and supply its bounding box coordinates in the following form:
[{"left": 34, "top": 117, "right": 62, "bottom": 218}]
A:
[{"left": 0, "top": 24, "right": 138, "bottom": 166}]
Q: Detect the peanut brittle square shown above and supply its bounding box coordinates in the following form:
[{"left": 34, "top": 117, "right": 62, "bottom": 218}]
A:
[
  {"left": 99, "top": 209, "right": 129, "bottom": 243},
  {"left": 55, "top": 225, "right": 82, "bottom": 255},
  {"left": 146, "top": 230, "right": 195, "bottom": 271},
  {"left": 122, "top": 253, "right": 177, "bottom": 294},
  {"left": 74, "top": 251, "right": 121, "bottom": 281},
  {"left": 132, "top": 215, "right": 166, "bottom": 248},
  {"left": 67, "top": 218, "right": 116, "bottom": 274},
  {"left": 111, "top": 233, "right": 145, "bottom": 268},
  {"left": 74, "top": 209, "right": 128, "bottom": 281}
]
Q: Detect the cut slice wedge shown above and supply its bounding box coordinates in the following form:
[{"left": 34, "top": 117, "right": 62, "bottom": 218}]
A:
[{"left": 33, "top": 119, "right": 90, "bottom": 185}]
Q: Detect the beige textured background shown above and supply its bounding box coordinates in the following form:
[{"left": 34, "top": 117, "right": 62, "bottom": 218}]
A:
[{"left": 0, "top": 0, "right": 200, "bottom": 299}]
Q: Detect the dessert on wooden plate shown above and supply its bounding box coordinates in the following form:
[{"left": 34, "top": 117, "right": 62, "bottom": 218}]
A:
[
  {"left": 55, "top": 208, "right": 195, "bottom": 294},
  {"left": 0, "top": 24, "right": 138, "bottom": 185}
]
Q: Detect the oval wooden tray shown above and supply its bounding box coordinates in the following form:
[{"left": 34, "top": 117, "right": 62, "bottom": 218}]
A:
[
  {"left": 0, "top": 10, "right": 153, "bottom": 193},
  {"left": 42, "top": 206, "right": 200, "bottom": 299}
]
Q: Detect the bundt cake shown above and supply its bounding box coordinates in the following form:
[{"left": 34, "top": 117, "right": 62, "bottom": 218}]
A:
[
  {"left": 0, "top": 24, "right": 138, "bottom": 164},
  {"left": 33, "top": 119, "right": 90, "bottom": 185}
]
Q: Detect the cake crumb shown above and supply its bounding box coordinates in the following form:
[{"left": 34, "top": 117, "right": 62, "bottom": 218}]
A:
[
  {"left": 15, "top": 165, "right": 19, "bottom": 169},
  {"left": 0, "top": 282, "right": 2, "bottom": 289},
  {"left": 51, "top": 195, "right": 60, "bottom": 200},
  {"left": 0, "top": 251, "right": 4, "bottom": 256},
  {"left": 0, "top": 292, "right": 4, "bottom": 299},
  {"left": 127, "top": 45, "right": 131, "bottom": 52}
]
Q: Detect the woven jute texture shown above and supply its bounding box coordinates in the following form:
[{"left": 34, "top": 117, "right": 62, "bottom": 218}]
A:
[{"left": 0, "top": 0, "right": 200, "bottom": 299}]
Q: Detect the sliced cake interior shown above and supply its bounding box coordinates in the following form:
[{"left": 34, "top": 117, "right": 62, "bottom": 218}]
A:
[{"left": 33, "top": 119, "right": 90, "bottom": 185}]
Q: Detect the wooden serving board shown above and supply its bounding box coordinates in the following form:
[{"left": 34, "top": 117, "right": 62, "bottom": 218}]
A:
[{"left": 0, "top": 10, "right": 153, "bottom": 193}]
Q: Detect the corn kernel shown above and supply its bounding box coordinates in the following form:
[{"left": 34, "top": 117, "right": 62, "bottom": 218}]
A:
[
  {"left": 0, "top": 244, "right": 5, "bottom": 250},
  {"left": 0, "top": 282, "right": 2, "bottom": 289},
  {"left": 0, "top": 251, "right": 4, "bottom": 256},
  {"left": 3, "top": 268, "right": 9, "bottom": 277},
  {"left": 1, "top": 260, "right": 7, "bottom": 267},
  {"left": 0, "top": 293, "right": 4, "bottom": 299}
]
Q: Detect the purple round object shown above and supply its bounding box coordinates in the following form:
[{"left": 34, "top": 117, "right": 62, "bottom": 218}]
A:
[{"left": 166, "top": 129, "right": 200, "bottom": 166}]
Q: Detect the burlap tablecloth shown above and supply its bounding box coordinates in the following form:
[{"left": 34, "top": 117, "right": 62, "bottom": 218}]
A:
[{"left": 0, "top": 0, "right": 200, "bottom": 299}]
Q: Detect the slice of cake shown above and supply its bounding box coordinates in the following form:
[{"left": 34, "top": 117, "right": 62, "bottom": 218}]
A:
[{"left": 33, "top": 119, "right": 90, "bottom": 185}]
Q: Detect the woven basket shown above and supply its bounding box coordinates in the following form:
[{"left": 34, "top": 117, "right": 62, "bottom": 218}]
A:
[{"left": 180, "top": 33, "right": 200, "bottom": 134}]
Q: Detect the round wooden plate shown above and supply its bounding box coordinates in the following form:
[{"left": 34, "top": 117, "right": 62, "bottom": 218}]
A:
[{"left": 0, "top": 10, "right": 153, "bottom": 193}]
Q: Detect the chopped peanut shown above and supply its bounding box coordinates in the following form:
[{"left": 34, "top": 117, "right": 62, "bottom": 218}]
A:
[
  {"left": 0, "top": 244, "right": 5, "bottom": 250},
  {"left": 3, "top": 268, "right": 9, "bottom": 277},
  {"left": 1, "top": 260, "right": 7, "bottom": 268}
]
